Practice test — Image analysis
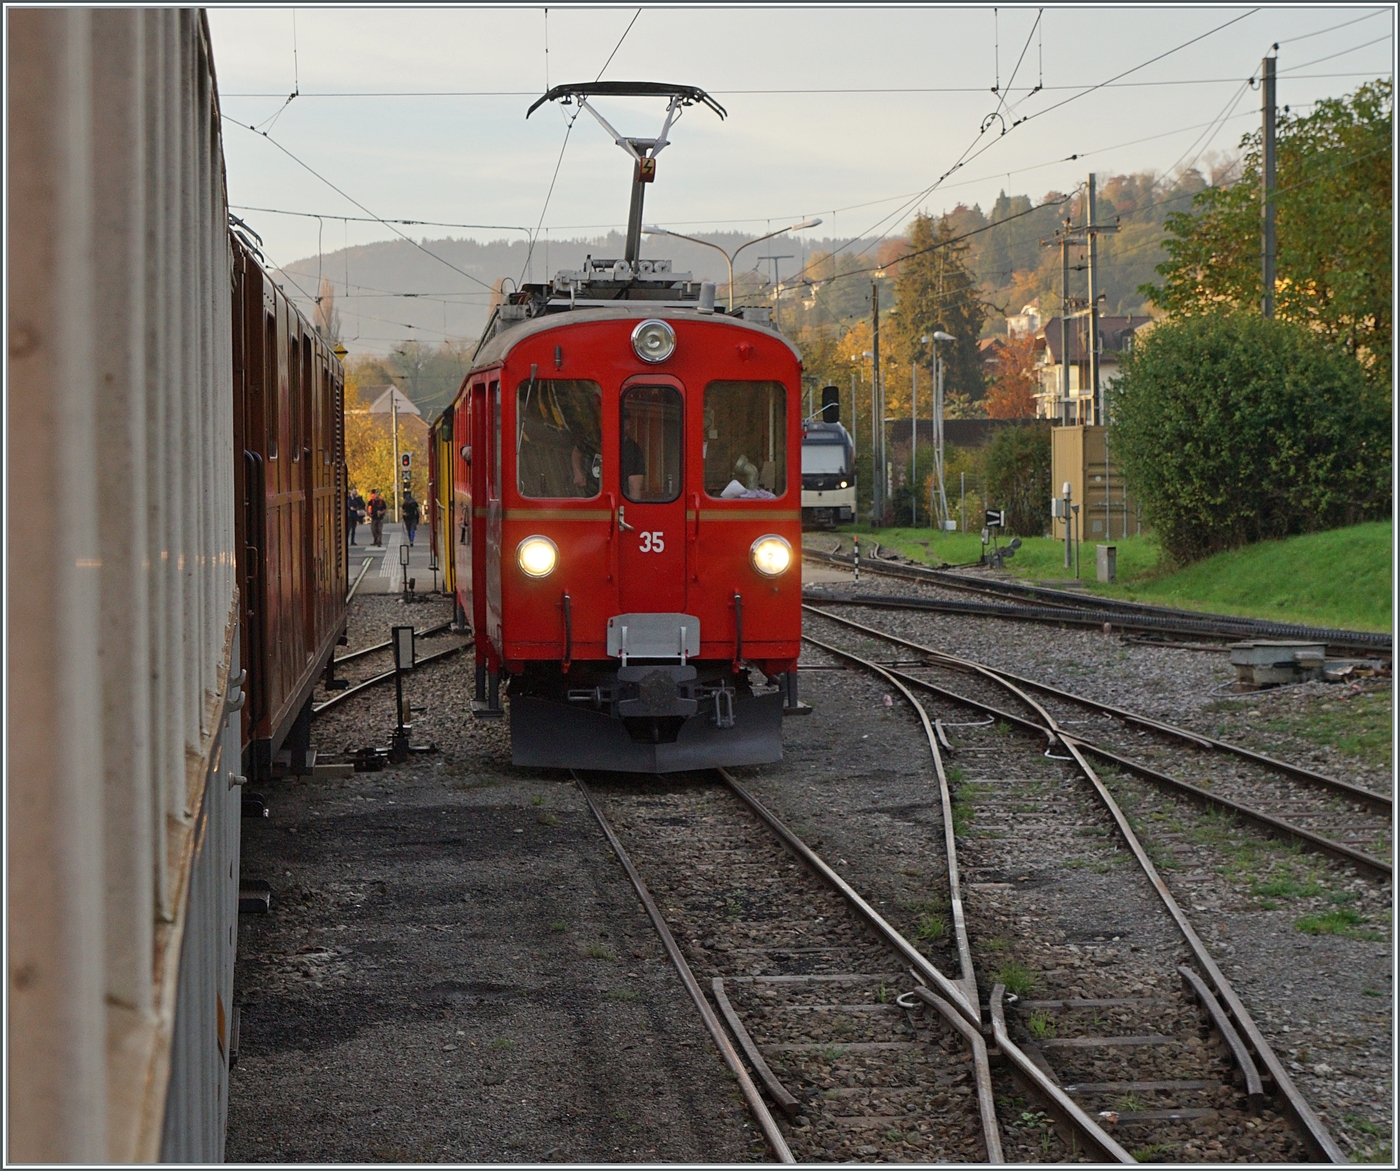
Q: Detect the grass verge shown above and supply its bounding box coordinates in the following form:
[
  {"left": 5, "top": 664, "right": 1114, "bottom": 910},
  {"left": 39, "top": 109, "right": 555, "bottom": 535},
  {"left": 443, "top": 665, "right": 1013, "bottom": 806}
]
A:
[{"left": 823, "top": 521, "right": 1391, "bottom": 631}]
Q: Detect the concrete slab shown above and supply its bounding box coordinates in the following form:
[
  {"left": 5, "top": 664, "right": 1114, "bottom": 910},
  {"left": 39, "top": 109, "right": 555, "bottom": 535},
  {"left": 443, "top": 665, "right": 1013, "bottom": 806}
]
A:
[
  {"left": 348, "top": 522, "right": 445, "bottom": 596},
  {"left": 803, "top": 558, "right": 853, "bottom": 585}
]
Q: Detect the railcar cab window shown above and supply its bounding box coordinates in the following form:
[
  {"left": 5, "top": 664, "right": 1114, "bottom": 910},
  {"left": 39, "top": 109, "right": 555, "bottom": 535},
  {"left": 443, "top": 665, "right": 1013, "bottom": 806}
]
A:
[
  {"left": 516, "top": 378, "right": 603, "bottom": 499},
  {"left": 489, "top": 381, "right": 501, "bottom": 500},
  {"left": 802, "top": 443, "right": 846, "bottom": 474},
  {"left": 621, "top": 386, "right": 682, "bottom": 503},
  {"left": 703, "top": 381, "right": 786, "bottom": 499}
]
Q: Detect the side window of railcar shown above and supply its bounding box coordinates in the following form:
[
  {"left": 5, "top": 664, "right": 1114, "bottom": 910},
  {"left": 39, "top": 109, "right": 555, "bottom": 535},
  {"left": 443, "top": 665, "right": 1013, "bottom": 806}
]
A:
[
  {"left": 289, "top": 336, "right": 301, "bottom": 461},
  {"left": 516, "top": 378, "right": 603, "bottom": 499},
  {"left": 264, "top": 314, "right": 278, "bottom": 459},
  {"left": 620, "top": 386, "right": 683, "bottom": 503},
  {"left": 702, "top": 380, "right": 786, "bottom": 499},
  {"left": 489, "top": 382, "right": 501, "bottom": 500}
]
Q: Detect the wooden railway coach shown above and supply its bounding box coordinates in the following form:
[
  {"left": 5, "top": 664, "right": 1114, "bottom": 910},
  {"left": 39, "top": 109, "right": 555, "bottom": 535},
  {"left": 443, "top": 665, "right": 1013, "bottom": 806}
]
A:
[
  {"left": 231, "top": 231, "right": 348, "bottom": 778},
  {"left": 431, "top": 264, "right": 804, "bottom": 771}
]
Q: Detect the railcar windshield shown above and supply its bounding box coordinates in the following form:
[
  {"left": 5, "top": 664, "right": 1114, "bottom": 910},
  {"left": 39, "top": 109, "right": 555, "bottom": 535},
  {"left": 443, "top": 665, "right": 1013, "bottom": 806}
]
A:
[
  {"left": 621, "top": 385, "right": 683, "bottom": 503},
  {"left": 703, "top": 381, "right": 786, "bottom": 499},
  {"left": 516, "top": 378, "right": 603, "bottom": 499},
  {"left": 802, "top": 442, "right": 848, "bottom": 475}
]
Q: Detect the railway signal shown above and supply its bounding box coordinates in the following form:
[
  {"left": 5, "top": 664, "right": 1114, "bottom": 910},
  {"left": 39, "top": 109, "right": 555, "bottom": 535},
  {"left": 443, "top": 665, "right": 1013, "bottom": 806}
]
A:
[{"left": 985, "top": 509, "right": 1006, "bottom": 528}]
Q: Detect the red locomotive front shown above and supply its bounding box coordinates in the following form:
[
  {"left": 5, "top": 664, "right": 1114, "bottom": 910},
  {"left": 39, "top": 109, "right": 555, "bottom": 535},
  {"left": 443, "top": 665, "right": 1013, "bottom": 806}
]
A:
[
  {"left": 429, "top": 81, "right": 819, "bottom": 771},
  {"left": 444, "top": 275, "right": 804, "bottom": 771}
]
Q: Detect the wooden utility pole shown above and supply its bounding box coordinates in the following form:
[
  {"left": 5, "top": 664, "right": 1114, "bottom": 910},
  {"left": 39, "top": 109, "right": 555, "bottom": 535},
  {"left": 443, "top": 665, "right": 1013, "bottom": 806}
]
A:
[
  {"left": 1086, "top": 173, "right": 1101, "bottom": 424},
  {"left": 1042, "top": 181, "right": 1117, "bottom": 425},
  {"left": 1061, "top": 227, "right": 1070, "bottom": 422},
  {"left": 1261, "top": 51, "right": 1277, "bottom": 318},
  {"left": 871, "top": 280, "right": 883, "bottom": 525}
]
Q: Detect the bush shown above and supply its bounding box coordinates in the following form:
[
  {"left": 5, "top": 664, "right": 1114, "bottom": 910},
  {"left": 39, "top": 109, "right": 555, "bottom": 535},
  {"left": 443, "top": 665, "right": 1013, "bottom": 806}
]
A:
[
  {"left": 982, "top": 424, "right": 1051, "bottom": 537},
  {"left": 1111, "top": 314, "right": 1390, "bottom": 564}
]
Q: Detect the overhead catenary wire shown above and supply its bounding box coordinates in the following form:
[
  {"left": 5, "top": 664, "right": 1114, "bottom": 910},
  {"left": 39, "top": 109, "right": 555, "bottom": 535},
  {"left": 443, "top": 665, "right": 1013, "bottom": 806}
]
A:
[
  {"left": 785, "top": 7, "right": 1268, "bottom": 290},
  {"left": 1280, "top": 32, "right": 1394, "bottom": 74},
  {"left": 218, "top": 70, "right": 1386, "bottom": 100},
  {"left": 1278, "top": 9, "right": 1388, "bottom": 44},
  {"left": 225, "top": 116, "right": 500, "bottom": 292}
]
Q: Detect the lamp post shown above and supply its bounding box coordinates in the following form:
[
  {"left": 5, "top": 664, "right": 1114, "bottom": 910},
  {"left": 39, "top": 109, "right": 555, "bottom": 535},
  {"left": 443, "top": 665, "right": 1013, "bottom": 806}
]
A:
[
  {"left": 644, "top": 218, "right": 822, "bottom": 312},
  {"left": 861, "top": 349, "right": 875, "bottom": 522},
  {"left": 929, "top": 331, "right": 954, "bottom": 529},
  {"left": 913, "top": 335, "right": 929, "bottom": 527}
]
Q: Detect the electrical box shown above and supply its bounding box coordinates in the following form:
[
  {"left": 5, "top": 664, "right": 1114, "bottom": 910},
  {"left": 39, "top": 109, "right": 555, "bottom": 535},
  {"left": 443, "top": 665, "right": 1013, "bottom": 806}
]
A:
[{"left": 1051, "top": 497, "right": 1067, "bottom": 518}]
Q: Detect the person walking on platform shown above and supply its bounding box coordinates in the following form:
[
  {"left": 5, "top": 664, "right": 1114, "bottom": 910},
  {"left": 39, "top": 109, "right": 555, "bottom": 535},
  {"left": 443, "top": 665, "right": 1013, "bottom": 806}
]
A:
[
  {"left": 367, "top": 488, "right": 387, "bottom": 547},
  {"left": 347, "top": 488, "right": 366, "bottom": 546},
  {"left": 402, "top": 490, "right": 421, "bottom": 547}
]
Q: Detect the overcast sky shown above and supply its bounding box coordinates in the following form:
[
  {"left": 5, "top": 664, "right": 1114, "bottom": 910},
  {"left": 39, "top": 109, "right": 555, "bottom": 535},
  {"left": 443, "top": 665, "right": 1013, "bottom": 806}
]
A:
[{"left": 209, "top": 4, "right": 1394, "bottom": 284}]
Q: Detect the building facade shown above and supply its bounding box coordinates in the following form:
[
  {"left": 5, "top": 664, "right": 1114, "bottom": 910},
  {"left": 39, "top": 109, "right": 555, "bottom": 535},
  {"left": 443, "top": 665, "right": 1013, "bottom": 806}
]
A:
[{"left": 1033, "top": 314, "right": 1154, "bottom": 424}]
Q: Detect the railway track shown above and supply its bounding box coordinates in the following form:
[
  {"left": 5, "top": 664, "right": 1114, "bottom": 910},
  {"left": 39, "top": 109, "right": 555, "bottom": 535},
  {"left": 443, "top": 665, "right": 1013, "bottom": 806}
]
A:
[
  {"left": 576, "top": 767, "right": 1019, "bottom": 1159},
  {"left": 574, "top": 627, "right": 1355, "bottom": 1162},
  {"left": 802, "top": 546, "right": 1392, "bottom": 658},
  {"left": 805, "top": 605, "right": 1392, "bottom": 881},
  {"left": 794, "top": 606, "right": 1355, "bottom": 1161},
  {"left": 312, "top": 619, "right": 465, "bottom": 716}
]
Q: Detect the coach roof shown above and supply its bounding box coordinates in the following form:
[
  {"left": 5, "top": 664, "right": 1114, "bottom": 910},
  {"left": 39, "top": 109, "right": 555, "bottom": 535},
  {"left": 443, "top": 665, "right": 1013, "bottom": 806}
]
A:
[{"left": 471, "top": 303, "right": 803, "bottom": 370}]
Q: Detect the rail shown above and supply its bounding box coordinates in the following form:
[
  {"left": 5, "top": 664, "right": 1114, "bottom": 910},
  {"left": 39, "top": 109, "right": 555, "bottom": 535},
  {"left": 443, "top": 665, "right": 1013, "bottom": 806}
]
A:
[
  {"left": 311, "top": 646, "right": 461, "bottom": 716},
  {"left": 805, "top": 605, "right": 1391, "bottom": 880},
  {"left": 346, "top": 556, "right": 375, "bottom": 602},
  {"left": 572, "top": 774, "right": 796, "bottom": 1163},
  {"left": 803, "top": 615, "right": 1349, "bottom": 1161},
  {"left": 333, "top": 621, "right": 453, "bottom": 667}
]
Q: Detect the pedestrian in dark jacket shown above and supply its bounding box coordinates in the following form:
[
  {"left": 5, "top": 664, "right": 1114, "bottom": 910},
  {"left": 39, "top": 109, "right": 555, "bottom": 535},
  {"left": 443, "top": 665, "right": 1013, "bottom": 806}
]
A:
[
  {"left": 367, "top": 489, "right": 387, "bottom": 547},
  {"left": 402, "top": 491, "right": 421, "bottom": 546},
  {"left": 347, "top": 489, "right": 366, "bottom": 545}
]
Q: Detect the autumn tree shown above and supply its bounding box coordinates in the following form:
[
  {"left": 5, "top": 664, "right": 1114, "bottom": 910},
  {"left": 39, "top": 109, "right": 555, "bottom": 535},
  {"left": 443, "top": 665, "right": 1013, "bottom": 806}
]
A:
[
  {"left": 1143, "top": 78, "right": 1391, "bottom": 387},
  {"left": 982, "top": 333, "right": 1039, "bottom": 418},
  {"left": 343, "top": 364, "right": 429, "bottom": 503}
]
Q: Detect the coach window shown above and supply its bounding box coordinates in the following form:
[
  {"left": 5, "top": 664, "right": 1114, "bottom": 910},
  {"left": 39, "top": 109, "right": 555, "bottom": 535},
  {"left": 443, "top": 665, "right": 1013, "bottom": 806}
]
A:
[
  {"left": 703, "top": 380, "right": 786, "bottom": 499},
  {"left": 621, "top": 386, "right": 683, "bottom": 503},
  {"left": 265, "top": 314, "right": 279, "bottom": 458},
  {"left": 517, "top": 378, "right": 603, "bottom": 499},
  {"left": 289, "top": 336, "right": 301, "bottom": 461}
]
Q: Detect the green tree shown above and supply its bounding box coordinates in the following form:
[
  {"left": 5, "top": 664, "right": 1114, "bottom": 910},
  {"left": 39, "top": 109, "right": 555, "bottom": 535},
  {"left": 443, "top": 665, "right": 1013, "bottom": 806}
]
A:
[
  {"left": 890, "top": 212, "right": 992, "bottom": 404},
  {"left": 982, "top": 424, "right": 1052, "bottom": 537},
  {"left": 1143, "top": 79, "right": 1392, "bottom": 387},
  {"left": 1110, "top": 313, "right": 1390, "bottom": 564},
  {"left": 386, "top": 339, "right": 475, "bottom": 420}
]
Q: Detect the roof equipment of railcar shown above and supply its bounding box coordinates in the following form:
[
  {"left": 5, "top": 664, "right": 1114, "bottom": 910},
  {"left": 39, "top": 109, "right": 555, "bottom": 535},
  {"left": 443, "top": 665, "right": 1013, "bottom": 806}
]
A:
[{"left": 527, "top": 81, "right": 726, "bottom": 270}]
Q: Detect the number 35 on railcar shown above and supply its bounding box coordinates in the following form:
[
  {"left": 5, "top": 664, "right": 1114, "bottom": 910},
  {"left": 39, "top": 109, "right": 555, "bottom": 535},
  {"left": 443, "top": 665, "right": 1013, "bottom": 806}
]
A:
[{"left": 429, "top": 269, "right": 804, "bottom": 771}]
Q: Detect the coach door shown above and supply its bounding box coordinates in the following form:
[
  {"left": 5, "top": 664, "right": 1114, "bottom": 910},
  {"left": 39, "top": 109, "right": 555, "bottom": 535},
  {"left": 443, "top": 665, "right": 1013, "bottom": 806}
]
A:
[{"left": 616, "top": 380, "right": 686, "bottom": 613}]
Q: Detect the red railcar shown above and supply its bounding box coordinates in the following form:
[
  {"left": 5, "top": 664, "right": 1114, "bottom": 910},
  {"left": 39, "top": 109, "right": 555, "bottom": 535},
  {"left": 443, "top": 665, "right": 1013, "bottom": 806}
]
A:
[
  {"left": 231, "top": 232, "right": 348, "bottom": 778},
  {"left": 432, "top": 259, "right": 803, "bottom": 772}
]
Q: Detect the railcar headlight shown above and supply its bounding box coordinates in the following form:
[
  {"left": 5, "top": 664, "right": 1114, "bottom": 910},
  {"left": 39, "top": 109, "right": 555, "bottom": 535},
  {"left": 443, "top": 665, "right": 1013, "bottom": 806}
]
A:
[
  {"left": 750, "top": 534, "right": 792, "bottom": 577},
  {"left": 516, "top": 535, "right": 558, "bottom": 578},
  {"left": 631, "top": 318, "right": 676, "bottom": 363}
]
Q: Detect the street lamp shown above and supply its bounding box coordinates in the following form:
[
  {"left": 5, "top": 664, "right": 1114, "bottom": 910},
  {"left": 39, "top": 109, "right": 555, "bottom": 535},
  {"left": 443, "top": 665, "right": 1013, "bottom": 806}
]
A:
[
  {"left": 644, "top": 218, "right": 822, "bottom": 312},
  {"left": 929, "top": 331, "right": 955, "bottom": 530}
]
